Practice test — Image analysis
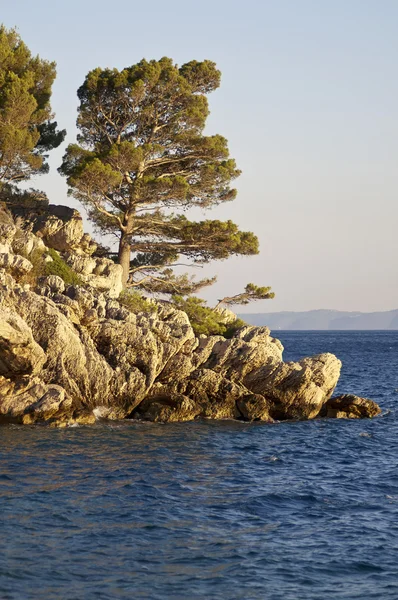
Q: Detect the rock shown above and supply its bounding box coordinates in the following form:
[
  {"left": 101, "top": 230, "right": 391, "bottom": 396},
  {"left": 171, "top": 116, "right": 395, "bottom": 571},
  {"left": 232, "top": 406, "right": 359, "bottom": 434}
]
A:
[
  {"left": 237, "top": 394, "right": 273, "bottom": 422},
  {"left": 213, "top": 306, "right": 238, "bottom": 324},
  {"left": 64, "top": 254, "right": 123, "bottom": 298},
  {"left": 0, "top": 202, "right": 367, "bottom": 427},
  {"left": 72, "top": 410, "right": 97, "bottom": 425},
  {"left": 0, "top": 309, "right": 46, "bottom": 377},
  {"left": 0, "top": 376, "right": 75, "bottom": 424},
  {"left": 11, "top": 229, "right": 45, "bottom": 257},
  {"left": 65, "top": 285, "right": 95, "bottom": 310},
  {"left": 39, "top": 275, "right": 65, "bottom": 294},
  {"left": 0, "top": 253, "right": 32, "bottom": 275},
  {"left": 133, "top": 368, "right": 272, "bottom": 423},
  {"left": 203, "top": 326, "right": 284, "bottom": 382},
  {"left": 7, "top": 204, "right": 97, "bottom": 256},
  {"left": 63, "top": 254, "right": 97, "bottom": 275},
  {"left": 21, "top": 386, "right": 73, "bottom": 424},
  {"left": 30, "top": 205, "right": 85, "bottom": 253},
  {"left": 0, "top": 205, "right": 16, "bottom": 247},
  {"left": 79, "top": 233, "right": 97, "bottom": 256},
  {"left": 244, "top": 353, "right": 342, "bottom": 420},
  {"left": 321, "top": 394, "right": 381, "bottom": 419}
]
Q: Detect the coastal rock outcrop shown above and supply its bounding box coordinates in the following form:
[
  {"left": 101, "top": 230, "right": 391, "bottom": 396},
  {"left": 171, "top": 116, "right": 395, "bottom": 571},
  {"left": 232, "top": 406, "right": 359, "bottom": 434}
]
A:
[
  {"left": 134, "top": 368, "right": 272, "bottom": 422},
  {"left": 0, "top": 203, "right": 381, "bottom": 426},
  {"left": 321, "top": 394, "right": 382, "bottom": 419}
]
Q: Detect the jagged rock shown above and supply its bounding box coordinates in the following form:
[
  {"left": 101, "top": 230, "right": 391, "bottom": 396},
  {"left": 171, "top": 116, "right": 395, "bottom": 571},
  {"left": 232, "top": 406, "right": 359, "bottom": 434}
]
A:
[
  {"left": 244, "top": 353, "right": 342, "bottom": 420},
  {"left": 0, "top": 376, "right": 75, "bottom": 424},
  {"left": 321, "top": 394, "right": 381, "bottom": 419},
  {"left": 213, "top": 306, "right": 238, "bottom": 324},
  {"left": 11, "top": 229, "right": 45, "bottom": 257},
  {"left": 21, "top": 386, "right": 74, "bottom": 425},
  {"left": 65, "top": 285, "right": 95, "bottom": 310},
  {"left": 39, "top": 275, "right": 65, "bottom": 294},
  {"left": 237, "top": 394, "right": 273, "bottom": 422},
  {"left": 27, "top": 205, "right": 85, "bottom": 253},
  {"left": 134, "top": 394, "right": 199, "bottom": 423},
  {"left": 79, "top": 233, "right": 97, "bottom": 256},
  {"left": 0, "top": 203, "right": 379, "bottom": 426},
  {"left": 0, "top": 205, "right": 16, "bottom": 247},
  {"left": 0, "top": 253, "right": 32, "bottom": 275},
  {"left": 64, "top": 253, "right": 123, "bottom": 298},
  {"left": 64, "top": 254, "right": 97, "bottom": 275},
  {"left": 0, "top": 309, "right": 46, "bottom": 377},
  {"left": 91, "top": 304, "right": 195, "bottom": 411},
  {"left": 133, "top": 369, "right": 269, "bottom": 422},
  {"left": 203, "top": 326, "right": 284, "bottom": 382}
]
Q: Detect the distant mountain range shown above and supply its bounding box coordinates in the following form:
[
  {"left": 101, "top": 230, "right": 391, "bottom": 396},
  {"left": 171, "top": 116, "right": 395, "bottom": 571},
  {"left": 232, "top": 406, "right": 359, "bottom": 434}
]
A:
[{"left": 238, "top": 309, "right": 398, "bottom": 330}]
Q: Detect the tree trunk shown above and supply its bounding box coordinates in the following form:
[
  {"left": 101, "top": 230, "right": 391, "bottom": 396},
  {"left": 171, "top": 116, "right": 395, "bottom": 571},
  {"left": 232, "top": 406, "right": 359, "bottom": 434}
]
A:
[{"left": 118, "top": 234, "right": 131, "bottom": 288}]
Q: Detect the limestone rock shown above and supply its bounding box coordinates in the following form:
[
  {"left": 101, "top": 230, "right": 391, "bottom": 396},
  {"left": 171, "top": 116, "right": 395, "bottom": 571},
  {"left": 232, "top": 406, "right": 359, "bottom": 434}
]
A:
[
  {"left": 0, "top": 309, "right": 46, "bottom": 377},
  {"left": 0, "top": 205, "right": 16, "bottom": 247},
  {"left": 321, "top": 394, "right": 381, "bottom": 419},
  {"left": 11, "top": 229, "right": 45, "bottom": 257},
  {"left": 31, "top": 205, "right": 85, "bottom": 253},
  {"left": 21, "top": 386, "right": 73, "bottom": 424},
  {"left": 244, "top": 353, "right": 342, "bottom": 420},
  {"left": 0, "top": 253, "right": 32, "bottom": 275},
  {"left": 64, "top": 253, "right": 123, "bottom": 298},
  {"left": 203, "top": 326, "right": 284, "bottom": 382},
  {"left": 0, "top": 376, "right": 75, "bottom": 424},
  {"left": 213, "top": 306, "right": 238, "bottom": 324},
  {"left": 40, "top": 275, "right": 65, "bottom": 294},
  {"left": 237, "top": 394, "right": 273, "bottom": 422},
  {"left": 134, "top": 368, "right": 272, "bottom": 423},
  {"left": 0, "top": 202, "right": 364, "bottom": 427}
]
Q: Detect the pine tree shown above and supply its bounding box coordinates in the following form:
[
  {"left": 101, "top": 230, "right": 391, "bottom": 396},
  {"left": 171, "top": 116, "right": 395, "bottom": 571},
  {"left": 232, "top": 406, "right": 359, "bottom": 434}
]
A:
[
  {"left": 0, "top": 26, "right": 65, "bottom": 186},
  {"left": 59, "top": 58, "right": 260, "bottom": 289}
]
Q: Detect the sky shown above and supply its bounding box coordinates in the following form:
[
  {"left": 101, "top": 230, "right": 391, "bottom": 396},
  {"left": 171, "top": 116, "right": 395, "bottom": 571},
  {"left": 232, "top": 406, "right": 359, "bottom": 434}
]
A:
[{"left": 2, "top": 0, "right": 398, "bottom": 312}]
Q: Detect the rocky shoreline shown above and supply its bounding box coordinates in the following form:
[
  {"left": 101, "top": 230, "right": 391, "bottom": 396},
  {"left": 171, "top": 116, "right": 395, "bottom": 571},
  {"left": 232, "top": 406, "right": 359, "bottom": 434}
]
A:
[{"left": 0, "top": 202, "right": 381, "bottom": 426}]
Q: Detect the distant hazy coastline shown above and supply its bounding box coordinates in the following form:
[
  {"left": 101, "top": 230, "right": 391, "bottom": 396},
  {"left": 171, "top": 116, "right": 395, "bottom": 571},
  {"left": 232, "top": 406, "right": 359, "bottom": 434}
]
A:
[{"left": 239, "top": 309, "right": 398, "bottom": 330}]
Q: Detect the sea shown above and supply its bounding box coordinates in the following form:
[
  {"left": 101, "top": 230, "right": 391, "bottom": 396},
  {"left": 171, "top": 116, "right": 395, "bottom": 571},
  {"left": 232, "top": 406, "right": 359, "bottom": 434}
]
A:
[{"left": 1, "top": 331, "right": 398, "bottom": 600}]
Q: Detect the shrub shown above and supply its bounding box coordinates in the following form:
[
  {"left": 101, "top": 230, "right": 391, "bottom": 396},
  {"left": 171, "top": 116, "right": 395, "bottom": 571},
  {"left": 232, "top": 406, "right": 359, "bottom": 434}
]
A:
[
  {"left": 45, "top": 248, "right": 84, "bottom": 286},
  {"left": 224, "top": 318, "right": 247, "bottom": 339},
  {"left": 171, "top": 295, "right": 247, "bottom": 338},
  {"left": 118, "top": 289, "right": 157, "bottom": 314},
  {"left": 17, "top": 247, "right": 46, "bottom": 286}
]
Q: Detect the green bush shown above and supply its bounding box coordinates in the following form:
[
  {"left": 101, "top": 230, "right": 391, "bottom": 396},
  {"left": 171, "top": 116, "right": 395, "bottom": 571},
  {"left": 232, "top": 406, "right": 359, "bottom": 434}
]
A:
[
  {"left": 171, "top": 295, "right": 247, "bottom": 338},
  {"left": 118, "top": 289, "right": 157, "bottom": 314},
  {"left": 17, "top": 247, "right": 46, "bottom": 285},
  {"left": 224, "top": 318, "right": 247, "bottom": 339},
  {"left": 45, "top": 248, "right": 84, "bottom": 286}
]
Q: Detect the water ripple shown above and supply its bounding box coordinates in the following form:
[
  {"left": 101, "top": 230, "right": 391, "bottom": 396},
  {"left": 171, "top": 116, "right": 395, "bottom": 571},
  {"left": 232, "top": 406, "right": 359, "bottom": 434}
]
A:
[{"left": 0, "top": 331, "right": 397, "bottom": 598}]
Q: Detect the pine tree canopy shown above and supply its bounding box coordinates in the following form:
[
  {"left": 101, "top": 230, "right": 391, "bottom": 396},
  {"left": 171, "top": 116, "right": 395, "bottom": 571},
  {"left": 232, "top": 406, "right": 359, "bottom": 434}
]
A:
[
  {"left": 0, "top": 25, "right": 66, "bottom": 185},
  {"left": 59, "top": 57, "right": 262, "bottom": 291}
]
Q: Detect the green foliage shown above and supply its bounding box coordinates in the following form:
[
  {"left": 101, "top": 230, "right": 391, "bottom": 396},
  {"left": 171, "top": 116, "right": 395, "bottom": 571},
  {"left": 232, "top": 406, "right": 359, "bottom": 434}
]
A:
[
  {"left": 45, "top": 248, "right": 84, "bottom": 286},
  {"left": 0, "top": 183, "right": 49, "bottom": 208},
  {"left": 59, "top": 57, "right": 258, "bottom": 288},
  {"left": 17, "top": 246, "right": 46, "bottom": 285},
  {"left": 224, "top": 318, "right": 247, "bottom": 339},
  {"left": 118, "top": 289, "right": 157, "bottom": 314},
  {"left": 216, "top": 283, "right": 275, "bottom": 308},
  {"left": 171, "top": 295, "right": 247, "bottom": 338},
  {"left": 0, "top": 25, "right": 65, "bottom": 185}
]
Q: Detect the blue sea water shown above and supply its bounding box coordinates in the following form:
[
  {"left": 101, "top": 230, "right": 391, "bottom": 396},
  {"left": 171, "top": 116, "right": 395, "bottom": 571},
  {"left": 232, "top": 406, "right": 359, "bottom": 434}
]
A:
[{"left": 1, "top": 331, "right": 398, "bottom": 600}]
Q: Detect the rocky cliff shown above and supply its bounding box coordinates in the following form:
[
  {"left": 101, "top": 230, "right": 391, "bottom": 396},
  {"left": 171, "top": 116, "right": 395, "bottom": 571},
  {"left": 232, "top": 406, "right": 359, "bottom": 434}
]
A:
[{"left": 0, "top": 202, "right": 380, "bottom": 426}]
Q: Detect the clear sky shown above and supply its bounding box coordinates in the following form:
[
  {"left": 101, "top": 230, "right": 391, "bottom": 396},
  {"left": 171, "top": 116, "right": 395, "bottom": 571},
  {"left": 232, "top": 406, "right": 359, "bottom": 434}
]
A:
[{"left": 2, "top": 0, "right": 398, "bottom": 312}]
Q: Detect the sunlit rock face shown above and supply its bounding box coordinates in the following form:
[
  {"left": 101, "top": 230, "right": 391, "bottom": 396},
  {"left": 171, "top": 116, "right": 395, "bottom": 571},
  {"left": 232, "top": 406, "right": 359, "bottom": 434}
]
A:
[{"left": 0, "top": 203, "right": 379, "bottom": 426}]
